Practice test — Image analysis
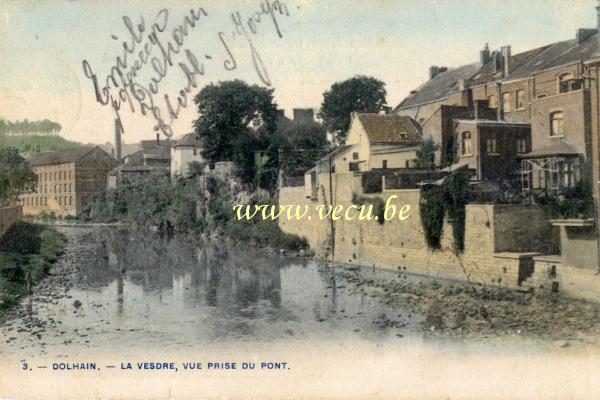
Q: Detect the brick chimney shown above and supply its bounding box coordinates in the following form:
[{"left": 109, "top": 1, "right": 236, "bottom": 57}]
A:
[
  {"left": 479, "top": 43, "right": 491, "bottom": 66},
  {"left": 501, "top": 45, "right": 511, "bottom": 76},
  {"left": 577, "top": 28, "right": 597, "bottom": 43},
  {"left": 429, "top": 66, "right": 440, "bottom": 80},
  {"left": 114, "top": 119, "right": 122, "bottom": 164}
]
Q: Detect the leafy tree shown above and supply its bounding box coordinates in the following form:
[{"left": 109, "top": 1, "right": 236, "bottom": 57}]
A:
[
  {"left": 278, "top": 121, "right": 329, "bottom": 175},
  {"left": 0, "top": 147, "right": 37, "bottom": 206},
  {"left": 319, "top": 75, "right": 387, "bottom": 143},
  {"left": 416, "top": 137, "right": 437, "bottom": 169},
  {"left": 193, "top": 80, "right": 278, "bottom": 183}
]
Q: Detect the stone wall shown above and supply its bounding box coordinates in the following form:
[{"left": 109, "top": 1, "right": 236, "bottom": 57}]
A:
[
  {"left": 493, "top": 205, "right": 560, "bottom": 253},
  {"left": 278, "top": 172, "right": 557, "bottom": 290},
  {"left": 0, "top": 205, "right": 23, "bottom": 238}
]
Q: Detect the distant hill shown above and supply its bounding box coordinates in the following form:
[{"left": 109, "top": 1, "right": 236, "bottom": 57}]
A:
[{"left": 0, "top": 134, "right": 82, "bottom": 157}]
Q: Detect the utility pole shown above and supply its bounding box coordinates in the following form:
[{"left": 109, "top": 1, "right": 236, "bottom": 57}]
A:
[{"left": 328, "top": 155, "right": 335, "bottom": 277}]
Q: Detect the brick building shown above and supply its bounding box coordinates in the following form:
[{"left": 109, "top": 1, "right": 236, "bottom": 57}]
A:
[
  {"left": 20, "top": 146, "right": 115, "bottom": 217},
  {"left": 392, "top": 4, "right": 600, "bottom": 285}
]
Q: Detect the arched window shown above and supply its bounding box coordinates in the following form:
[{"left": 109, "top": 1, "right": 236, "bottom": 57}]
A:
[
  {"left": 550, "top": 112, "right": 564, "bottom": 136},
  {"left": 461, "top": 132, "right": 472, "bottom": 155}
]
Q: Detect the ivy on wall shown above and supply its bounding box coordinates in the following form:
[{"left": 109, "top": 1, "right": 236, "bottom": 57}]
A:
[
  {"left": 419, "top": 171, "right": 469, "bottom": 252},
  {"left": 352, "top": 193, "right": 385, "bottom": 225}
]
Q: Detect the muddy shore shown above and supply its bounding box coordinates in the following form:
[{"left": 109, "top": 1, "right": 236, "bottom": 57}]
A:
[{"left": 336, "top": 267, "right": 600, "bottom": 346}]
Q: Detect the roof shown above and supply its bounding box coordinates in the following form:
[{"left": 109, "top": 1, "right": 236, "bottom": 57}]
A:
[
  {"left": 395, "top": 30, "right": 600, "bottom": 109},
  {"left": 27, "top": 146, "right": 102, "bottom": 166},
  {"left": 139, "top": 140, "right": 171, "bottom": 157},
  {"left": 317, "top": 144, "right": 353, "bottom": 162},
  {"left": 395, "top": 63, "right": 480, "bottom": 110},
  {"left": 454, "top": 119, "right": 530, "bottom": 127},
  {"left": 469, "top": 45, "right": 551, "bottom": 86},
  {"left": 173, "top": 132, "right": 205, "bottom": 148},
  {"left": 520, "top": 140, "right": 582, "bottom": 159},
  {"left": 355, "top": 113, "right": 422, "bottom": 144},
  {"left": 506, "top": 36, "right": 600, "bottom": 81}
]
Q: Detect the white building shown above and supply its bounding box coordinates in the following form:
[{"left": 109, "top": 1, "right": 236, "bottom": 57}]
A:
[{"left": 170, "top": 132, "right": 206, "bottom": 178}]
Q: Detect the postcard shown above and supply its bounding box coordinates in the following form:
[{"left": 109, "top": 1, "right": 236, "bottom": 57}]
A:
[{"left": 1, "top": 0, "right": 600, "bottom": 399}]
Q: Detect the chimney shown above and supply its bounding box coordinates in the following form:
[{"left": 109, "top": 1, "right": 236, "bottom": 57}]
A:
[
  {"left": 501, "top": 45, "right": 511, "bottom": 76},
  {"left": 577, "top": 28, "right": 597, "bottom": 43},
  {"left": 156, "top": 133, "right": 160, "bottom": 145},
  {"left": 429, "top": 66, "right": 439, "bottom": 80},
  {"left": 293, "top": 108, "right": 315, "bottom": 123},
  {"left": 479, "top": 43, "right": 491, "bottom": 66},
  {"left": 496, "top": 83, "right": 504, "bottom": 121},
  {"left": 458, "top": 78, "right": 466, "bottom": 91},
  {"left": 114, "top": 119, "right": 122, "bottom": 164},
  {"left": 597, "top": 4, "right": 600, "bottom": 30}
]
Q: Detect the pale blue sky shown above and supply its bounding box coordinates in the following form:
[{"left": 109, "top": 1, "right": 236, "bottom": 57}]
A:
[{"left": 0, "top": 0, "right": 598, "bottom": 144}]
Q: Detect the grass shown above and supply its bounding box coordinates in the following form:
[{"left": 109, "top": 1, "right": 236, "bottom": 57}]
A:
[{"left": 0, "top": 222, "right": 65, "bottom": 313}]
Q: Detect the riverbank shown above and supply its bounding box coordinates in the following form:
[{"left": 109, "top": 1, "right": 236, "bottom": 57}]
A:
[
  {"left": 0, "top": 222, "right": 65, "bottom": 315},
  {"left": 337, "top": 266, "right": 600, "bottom": 346}
]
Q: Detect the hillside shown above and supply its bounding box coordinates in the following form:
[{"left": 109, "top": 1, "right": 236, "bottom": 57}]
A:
[{"left": 0, "top": 134, "right": 82, "bottom": 157}]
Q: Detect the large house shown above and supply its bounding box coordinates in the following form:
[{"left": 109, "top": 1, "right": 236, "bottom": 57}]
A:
[
  {"left": 391, "top": 4, "right": 600, "bottom": 286},
  {"left": 20, "top": 146, "right": 115, "bottom": 217},
  {"left": 396, "top": 20, "right": 600, "bottom": 198},
  {"left": 304, "top": 112, "right": 422, "bottom": 198}
]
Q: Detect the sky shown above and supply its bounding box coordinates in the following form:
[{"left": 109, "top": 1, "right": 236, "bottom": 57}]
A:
[{"left": 0, "top": 0, "right": 598, "bottom": 145}]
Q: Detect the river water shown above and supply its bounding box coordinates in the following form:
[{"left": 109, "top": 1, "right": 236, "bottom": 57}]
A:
[{"left": 0, "top": 225, "right": 419, "bottom": 357}]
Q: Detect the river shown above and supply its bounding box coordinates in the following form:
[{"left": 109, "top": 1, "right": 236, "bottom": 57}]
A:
[{"left": 0, "top": 224, "right": 420, "bottom": 357}]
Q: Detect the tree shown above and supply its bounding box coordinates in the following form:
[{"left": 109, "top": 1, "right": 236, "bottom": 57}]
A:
[
  {"left": 193, "top": 80, "right": 278, "bottom": 184},
  {"left": 0, "top": 147, "right": 37, "bottom": 207},
  {"left": 416, "top": 137, "right": 437, "bottom": 169},
  {"left": 319, "top": 75, "right": 387, "bottom": 143},
  {"left": 278, "top": 121, "right": 328, "bottom": 175}
]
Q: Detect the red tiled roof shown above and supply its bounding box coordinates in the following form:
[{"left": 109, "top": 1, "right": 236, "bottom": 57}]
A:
[{"left": 356, "top": 113, "right": 422, "bottom": 145}]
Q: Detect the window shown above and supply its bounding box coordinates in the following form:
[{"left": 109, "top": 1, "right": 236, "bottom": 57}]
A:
[
  {"left": 461, "top": 132, "right": 472, "bottom": 155},
  {"left": 382, "top": 160, "right": 388, "bottom": 169},
  {"left": 517, "top": 139, "right": 528, "bottom": 153},
  {"left": 516, "top": 90, "right": 525, "bottom": 110},
  {"left": 486, "top": 137, "right": 497, "bottom": 153},
  {"left": 550, "top": 112, "right": 564, "bottom": 136},
  {"left": 352, "top": 152, "right": 359, "bottom": 160},
  {"left": 193, "top": 149, "right": 197, "bottom": 156},
  {"left": 349, "top": 162, "right": 360, "bottom": 172},
  {"left": 558, "top": 73, "right": 583, "bottom": 93},
  {"left": 502, "top": 93, "right": 511, "bottom": 112},
  {"left": 405, "top": 160, "right": 410, "bottom": 168},
  {"left": 69, "top": 196, "right": 73, "bottom": 206},
  {"left": 488, "top": 95, "right": 497, "bottom": 108}
]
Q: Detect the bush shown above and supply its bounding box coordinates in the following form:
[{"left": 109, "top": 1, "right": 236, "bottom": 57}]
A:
[
  {"left": 419, "top": 171, "right": 469, "bottom": 252},
  {"left": 353, "top": 194, "right": 385, "bottom": 225}
]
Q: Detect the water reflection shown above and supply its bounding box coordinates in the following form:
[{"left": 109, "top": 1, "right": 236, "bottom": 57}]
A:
[{"left": 2, "top": 226, "right": 413, "bottom": 355}]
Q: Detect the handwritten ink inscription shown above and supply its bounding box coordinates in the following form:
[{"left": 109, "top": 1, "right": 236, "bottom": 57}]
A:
[{"left": 81, "top": 1, "right": 290, "bottom": 138}]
